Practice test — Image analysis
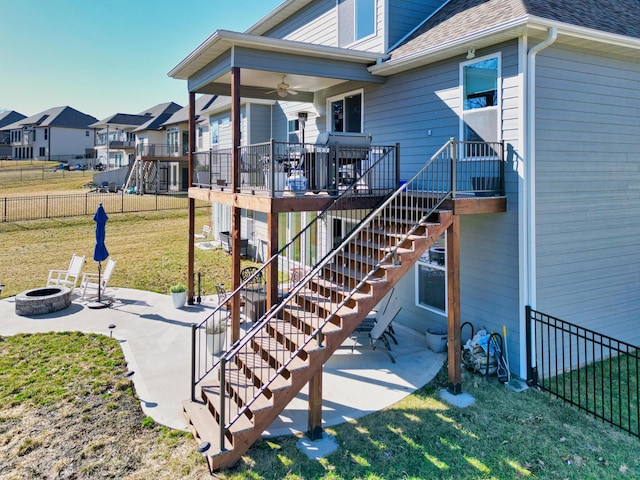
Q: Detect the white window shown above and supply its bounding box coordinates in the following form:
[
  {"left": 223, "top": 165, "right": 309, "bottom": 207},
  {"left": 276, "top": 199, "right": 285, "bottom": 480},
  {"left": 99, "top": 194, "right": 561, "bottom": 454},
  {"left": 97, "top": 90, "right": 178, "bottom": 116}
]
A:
[
  {"left": 210, "top": 120, "right": 219, "bottom": 145},
  {"left": 415, "top": 233, "right": 447, "bottom": 315},
  {"left": 287, "top": 119, "right": 300, "bottom": 143},
  {"left": 327, "top": 89, "right": 363, "bottom": 133},
  {"left": 460, "top": 54, "right": 501, "bottom": 148},
  {"left": 338, "top": 0, "right": 376, "bottom": 46}
]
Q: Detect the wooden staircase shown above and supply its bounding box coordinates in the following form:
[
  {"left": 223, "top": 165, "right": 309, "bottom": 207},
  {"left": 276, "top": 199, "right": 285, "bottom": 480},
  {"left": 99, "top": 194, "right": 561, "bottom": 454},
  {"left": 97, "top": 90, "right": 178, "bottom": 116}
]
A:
[{"left": 182, "top": 200, "right": 453, "bottom": 471}]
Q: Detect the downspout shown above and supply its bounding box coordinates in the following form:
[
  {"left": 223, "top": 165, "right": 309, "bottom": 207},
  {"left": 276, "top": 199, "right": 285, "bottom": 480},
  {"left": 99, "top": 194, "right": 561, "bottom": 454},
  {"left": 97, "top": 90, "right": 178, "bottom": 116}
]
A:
[{"left": 521, "top": 27, "right": 557, "bottom": 378}]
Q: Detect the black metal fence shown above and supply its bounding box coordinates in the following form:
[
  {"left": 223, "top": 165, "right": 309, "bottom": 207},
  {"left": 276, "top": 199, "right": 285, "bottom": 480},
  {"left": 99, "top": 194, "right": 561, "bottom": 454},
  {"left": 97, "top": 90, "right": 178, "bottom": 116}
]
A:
[
  {"left": 526, "top": 306, "right": 640, "bottom": 437},
  {"left": 1, "top": 191, "right": 208, "bottom": 222}
]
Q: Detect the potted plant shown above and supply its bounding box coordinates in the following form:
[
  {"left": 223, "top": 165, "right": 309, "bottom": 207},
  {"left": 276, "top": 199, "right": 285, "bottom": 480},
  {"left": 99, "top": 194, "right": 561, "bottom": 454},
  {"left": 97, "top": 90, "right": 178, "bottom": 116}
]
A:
[
  {"left": 206, "top": 316, "right": 228, "bottom": 355},
  {"left": 170, "top": 283, "right": 187, "bottom": 308}
]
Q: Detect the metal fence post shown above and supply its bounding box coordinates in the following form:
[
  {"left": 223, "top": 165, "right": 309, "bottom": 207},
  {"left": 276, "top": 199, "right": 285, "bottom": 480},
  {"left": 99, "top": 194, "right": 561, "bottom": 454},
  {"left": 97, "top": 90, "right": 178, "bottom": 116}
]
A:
[{"left": 450, "top": 138, "right": 457, "bottom": 198}]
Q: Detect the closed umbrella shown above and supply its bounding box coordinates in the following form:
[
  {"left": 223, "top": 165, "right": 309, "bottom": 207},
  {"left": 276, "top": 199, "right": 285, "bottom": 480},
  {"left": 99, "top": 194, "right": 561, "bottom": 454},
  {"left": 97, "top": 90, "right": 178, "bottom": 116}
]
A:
[{"left": 89, "top": 203, "right": 109, "bottom": 309}]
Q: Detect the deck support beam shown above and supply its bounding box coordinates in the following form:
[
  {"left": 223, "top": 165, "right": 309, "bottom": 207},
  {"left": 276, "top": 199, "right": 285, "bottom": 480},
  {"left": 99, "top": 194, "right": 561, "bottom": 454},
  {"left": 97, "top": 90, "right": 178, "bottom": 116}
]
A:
[
  {"left": 446, "top": 214, "right": 462, "bottom": 394},
  {"left": 231, "top": 67, "right": 242, "bottom": 343},
  {"left": 267, "top": 212, "right": 279, "bottom": 309},
  {"left": 307, "top": 366, "right": 323, "bottom": 440},
  {"left": 187, "top": 91, "right": 196, "bottom": 305}
]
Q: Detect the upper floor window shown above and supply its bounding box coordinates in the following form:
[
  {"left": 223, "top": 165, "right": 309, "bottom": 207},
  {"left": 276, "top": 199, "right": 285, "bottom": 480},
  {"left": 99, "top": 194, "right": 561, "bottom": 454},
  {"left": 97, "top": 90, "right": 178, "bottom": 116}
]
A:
[
  {"left": 327, "top": 90, "right": 363, "bottom": 133},
  {"left": 338, "top": 0, "right": 376, "bottom": 46},
  {"left": 288, "top": 119, "right": 300, "bottom": 143},
  {"left": 210, "top": 120, "right": 219, "bottom": 145},
  {"left": 460, "top": 54, "right": 501, "bottom": 145},
  {"left": 44, "top": 129, "right": 48, "bottom": 140}
]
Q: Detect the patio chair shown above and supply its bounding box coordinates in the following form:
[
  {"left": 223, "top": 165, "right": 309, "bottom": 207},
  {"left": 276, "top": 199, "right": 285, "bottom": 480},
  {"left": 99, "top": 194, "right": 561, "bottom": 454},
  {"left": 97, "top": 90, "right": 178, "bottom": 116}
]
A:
[
  {"left": 47, "top": 253, "right": 85, "bottom": 290},
  {"left": 194, "top": 225, "right": 211, "bottom": 240},
  {"left": 80, "top": 258, "right": 116, "bottom": 299},
  {"left": 349, "top": 292, "right": 401, "bottom": 363}
]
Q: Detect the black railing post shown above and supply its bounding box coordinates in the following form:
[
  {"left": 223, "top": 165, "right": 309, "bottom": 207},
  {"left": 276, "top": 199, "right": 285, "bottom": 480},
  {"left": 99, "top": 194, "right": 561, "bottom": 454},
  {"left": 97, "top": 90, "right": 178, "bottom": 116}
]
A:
[
  {"left": 191, "top": 323, "right": 197, "bottom": 402},
  {"left": 219, "top": 359, "right": 227, "bottom": 451},
  {"left": 525, "top": 305, "right": 537, "bottom": 385},
  {"left": 395, "top": 143, "right": 401, "bottom": 188},
  {"left": 450, "top": 138, "right": 457, "bottom": 197}
]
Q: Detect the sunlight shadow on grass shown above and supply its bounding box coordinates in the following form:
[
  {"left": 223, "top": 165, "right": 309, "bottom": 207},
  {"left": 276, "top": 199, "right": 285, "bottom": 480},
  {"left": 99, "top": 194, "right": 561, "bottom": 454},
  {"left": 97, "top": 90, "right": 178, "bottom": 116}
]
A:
[
  {"left": 504, "top": 458, "right": 533, "bottom": 477},
  {"left": 388, "top": 425, "right": 449, "bottom": 471},
  {"left": 435, "top": 413, "right": 479, "bottom": 439},
  {"left": 464, "top": 455, "right": 491, "bottom": 474}
]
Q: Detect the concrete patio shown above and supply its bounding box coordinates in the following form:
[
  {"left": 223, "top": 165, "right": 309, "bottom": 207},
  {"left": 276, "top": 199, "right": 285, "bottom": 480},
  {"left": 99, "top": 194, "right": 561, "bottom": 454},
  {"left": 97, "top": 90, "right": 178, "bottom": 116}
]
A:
[{"left": 0, "top": 287, "right": 446, "bottom": 436}]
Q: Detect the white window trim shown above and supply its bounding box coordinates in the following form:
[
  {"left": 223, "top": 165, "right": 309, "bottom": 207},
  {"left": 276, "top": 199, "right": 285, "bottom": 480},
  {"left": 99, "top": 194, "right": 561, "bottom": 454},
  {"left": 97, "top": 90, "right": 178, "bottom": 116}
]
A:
[
  {"left": 458, "top": 52, "right": 502, "bottom": 159},
  {"left": 415, "top": 233, "right": 448, "bottom": 316},
  {"left": 325, "top": 88, "right": 365, "bottom": 133}
]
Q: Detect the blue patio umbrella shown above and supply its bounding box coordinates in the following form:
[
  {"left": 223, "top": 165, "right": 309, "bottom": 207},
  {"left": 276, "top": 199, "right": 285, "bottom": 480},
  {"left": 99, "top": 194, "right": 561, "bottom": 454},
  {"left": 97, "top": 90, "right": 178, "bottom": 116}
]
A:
[{"left": 90, "top": 204, "right": 109, "bottom": 307}]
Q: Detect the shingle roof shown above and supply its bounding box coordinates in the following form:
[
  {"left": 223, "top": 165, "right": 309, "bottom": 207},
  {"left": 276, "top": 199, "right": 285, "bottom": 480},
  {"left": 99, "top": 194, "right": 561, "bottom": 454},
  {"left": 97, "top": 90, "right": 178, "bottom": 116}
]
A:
[
  {"left": 1, "top": 106, "right": 97, "bottom": 131},
  {"left": 0, "top": 111, "right": 27, "bottom": 130},
  {"left": 161, "top": 95, "right": 217, "bottom": 127},
  {"left": 389, "top": 0, "right": 640, "bottom": 60},
  {"left": 133, "top": 102, "right": 183, "bottom": 132}
]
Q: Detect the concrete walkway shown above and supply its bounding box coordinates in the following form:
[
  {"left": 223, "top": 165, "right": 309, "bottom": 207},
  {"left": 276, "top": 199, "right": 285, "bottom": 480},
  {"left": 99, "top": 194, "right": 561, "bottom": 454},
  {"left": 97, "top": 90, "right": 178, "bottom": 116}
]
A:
[{"left": 0, "top": 287, "right": 445, "bottom": 436}]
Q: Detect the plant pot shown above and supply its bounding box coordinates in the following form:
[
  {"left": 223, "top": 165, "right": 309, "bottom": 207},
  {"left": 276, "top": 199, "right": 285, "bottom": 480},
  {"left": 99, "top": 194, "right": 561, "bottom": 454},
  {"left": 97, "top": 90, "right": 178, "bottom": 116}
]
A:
[
  {"left": 171, "top": 291, "right": 186, "bottom": 309},
  {"left": 425, "top": 328, "right": 447, "bottom": 352},
  {"left": 207, "top": 331, "right": 226, "bottom": 355}
]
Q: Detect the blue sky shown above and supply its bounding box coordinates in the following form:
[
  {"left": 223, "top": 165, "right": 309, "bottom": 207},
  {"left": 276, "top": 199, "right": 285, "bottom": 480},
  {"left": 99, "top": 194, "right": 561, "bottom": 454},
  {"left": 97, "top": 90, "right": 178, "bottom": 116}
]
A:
[{"left": 0, "top": 0, "right": 283, "bottom": 120}]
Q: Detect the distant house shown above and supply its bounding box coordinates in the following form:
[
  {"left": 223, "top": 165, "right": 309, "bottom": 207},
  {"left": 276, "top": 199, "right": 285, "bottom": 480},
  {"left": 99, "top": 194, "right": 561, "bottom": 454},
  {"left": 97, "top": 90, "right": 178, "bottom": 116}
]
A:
[
  {"left": 0, "top": 110, "right": 27, "bottom": 158},
  {"left": 1, "top": 106, "right": 97, "bottom": 163},
  {"left": 91, "top": 102, "right": 182, "bottom": 171}
]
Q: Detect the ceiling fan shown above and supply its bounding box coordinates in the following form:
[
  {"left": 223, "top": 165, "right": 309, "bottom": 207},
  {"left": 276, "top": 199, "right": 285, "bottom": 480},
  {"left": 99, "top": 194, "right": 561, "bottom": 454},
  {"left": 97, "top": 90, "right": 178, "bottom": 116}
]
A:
[{"left": 266, "top": 75, "right": 299, "bottom": 98}]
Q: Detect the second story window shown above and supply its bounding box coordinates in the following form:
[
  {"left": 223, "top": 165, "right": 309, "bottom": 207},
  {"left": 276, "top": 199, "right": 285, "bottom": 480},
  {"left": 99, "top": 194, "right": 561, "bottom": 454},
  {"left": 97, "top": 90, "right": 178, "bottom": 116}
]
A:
[
  {"left": 44, "top": 129, "right": 48, "bottom": 140},
  {"left": 338, "top": 0, "right": 376, "bottom": 46},
  {"left": 460, "top": 53, "right": 501, "bottom": 147}
]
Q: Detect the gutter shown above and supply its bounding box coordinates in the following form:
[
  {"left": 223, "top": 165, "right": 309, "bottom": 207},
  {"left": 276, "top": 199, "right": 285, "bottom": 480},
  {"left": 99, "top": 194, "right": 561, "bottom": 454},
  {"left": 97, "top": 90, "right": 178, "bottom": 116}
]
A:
[{"left": 521, "top": 27, "right": 557, "bottom": 378}]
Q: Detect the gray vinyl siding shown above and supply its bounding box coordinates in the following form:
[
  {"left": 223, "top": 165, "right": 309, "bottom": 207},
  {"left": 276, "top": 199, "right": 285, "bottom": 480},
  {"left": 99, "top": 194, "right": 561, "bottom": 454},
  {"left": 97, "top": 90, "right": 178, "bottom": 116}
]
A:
[
  {"left": 265, "top": 0, "right": 338, "bottom": 46},
  {"left": 387, "top": 0, "right": 446, "bottom": 49},
  {"left": 534, "top": 44, "right": 640, "bottom": 343},
  {"left": 372, "top": 42, "right": 522, "bottom": 372},
  {"left": 247, "top": 104, "right": 272, "bottom": 144}
]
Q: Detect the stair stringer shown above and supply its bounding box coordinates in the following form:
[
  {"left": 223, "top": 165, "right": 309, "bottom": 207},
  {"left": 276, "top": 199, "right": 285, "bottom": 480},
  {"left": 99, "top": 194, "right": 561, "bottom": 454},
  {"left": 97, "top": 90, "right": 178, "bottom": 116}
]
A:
[{"left": 184, "top": 210, "right": 454, "bottom": 472}]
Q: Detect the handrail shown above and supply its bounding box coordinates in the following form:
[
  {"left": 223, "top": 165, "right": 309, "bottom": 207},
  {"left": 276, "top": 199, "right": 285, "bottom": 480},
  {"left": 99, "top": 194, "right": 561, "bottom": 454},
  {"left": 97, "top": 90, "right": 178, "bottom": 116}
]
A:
[
  {"left": 189, "top": 143, "right": 398, "bottom": 398},
  {"left": 217, "top": 139, "right": 455, "bottom": 442},
  {"left": 189, "top": 138, "right": 504, "bottom": 448}
]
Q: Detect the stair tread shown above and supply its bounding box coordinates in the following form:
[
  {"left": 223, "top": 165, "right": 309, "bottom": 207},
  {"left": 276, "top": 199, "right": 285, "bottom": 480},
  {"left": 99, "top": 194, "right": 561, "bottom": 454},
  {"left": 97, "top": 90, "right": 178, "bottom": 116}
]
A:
[
  {"left": 295, "top": 289, "right": 359, "bottom": 317},
  {"left": 304, "top": 278, "right": 372, "bottom": 303},
  {"left": 202, "top": 375, "right": 272, "bottom": 417},
  {"left": 268, "top": 319, "right": 324, "bottom": 353},
  {"left": 228, "top": 350, "right": 290, "bottom": 392},
  {"left": 281, "top": 303, "right": 344, "bottom": 333},
  {"left": 251, "top": 332, "right": 309, "bottom": 372},
  {"left": 198, "top": 383, "right": 255, "bottom": 434},
  {"left": 183, "top": 400, "right": 234, "bottom": 453}
]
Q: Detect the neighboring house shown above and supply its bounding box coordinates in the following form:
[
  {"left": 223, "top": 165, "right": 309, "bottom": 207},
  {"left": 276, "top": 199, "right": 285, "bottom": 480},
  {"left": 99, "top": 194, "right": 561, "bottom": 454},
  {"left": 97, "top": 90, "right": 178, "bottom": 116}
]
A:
[
  {"left": 1, "top": 106, "right": 98, "bottom": 163},
  {"left": 0, "top": 110, "right": 27, "bottom": 158},
  {"left": 169, "top": 0, "right": 640, "bottom": 469},
  {"left": 91, "top": 102, "right": 182, "bottom": 171},
  {"left": 160, "top": 95, "right": 218, "bottom": 191}
]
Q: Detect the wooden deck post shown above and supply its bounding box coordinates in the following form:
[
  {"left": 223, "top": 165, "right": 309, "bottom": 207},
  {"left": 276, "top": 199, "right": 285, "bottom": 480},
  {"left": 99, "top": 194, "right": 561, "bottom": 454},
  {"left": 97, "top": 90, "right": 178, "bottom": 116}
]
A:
[
  {"left": 231, "top": 67, "right": 241, "bottom": 342},
  {"left": 187, "top": 91, "right": 196, "bottom": 305},
  {"left": 307, "top": 367, "right": 323, "bottom": 440},
  {"left": 267, "top": 212, "right": 278, "bottom": 309},
  {"left": 446, "top": 214, "right": 462, "bottom": 394}
]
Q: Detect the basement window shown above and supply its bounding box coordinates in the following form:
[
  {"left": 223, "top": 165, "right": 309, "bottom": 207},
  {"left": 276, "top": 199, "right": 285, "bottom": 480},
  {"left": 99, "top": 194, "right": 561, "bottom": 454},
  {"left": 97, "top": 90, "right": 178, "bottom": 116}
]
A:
[{"left": 415, "top": 233, "right": 447, "bottom": 315}]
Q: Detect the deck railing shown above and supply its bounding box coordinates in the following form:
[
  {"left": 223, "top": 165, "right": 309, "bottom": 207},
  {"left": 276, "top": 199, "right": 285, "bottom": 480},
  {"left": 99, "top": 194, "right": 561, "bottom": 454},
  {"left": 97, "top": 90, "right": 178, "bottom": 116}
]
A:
[
  {"left": 137, "top": 144, "right": 185, "bottom": 158},
  {"left": 191, "top": 140, "right": 503, "bottom": 198},
  {"left": 526, "top": 306, "right": 640, "bottom": 437},
  {"left": 192, "top": 140, "right": 399, "bottom": 197}
]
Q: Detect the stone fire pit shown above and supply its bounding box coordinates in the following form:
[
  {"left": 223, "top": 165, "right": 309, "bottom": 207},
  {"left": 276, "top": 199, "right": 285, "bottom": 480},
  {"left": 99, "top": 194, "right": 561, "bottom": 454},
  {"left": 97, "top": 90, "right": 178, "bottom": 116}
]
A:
[{"left": 15, "top": 287, "right": 72, "bottom": 316}]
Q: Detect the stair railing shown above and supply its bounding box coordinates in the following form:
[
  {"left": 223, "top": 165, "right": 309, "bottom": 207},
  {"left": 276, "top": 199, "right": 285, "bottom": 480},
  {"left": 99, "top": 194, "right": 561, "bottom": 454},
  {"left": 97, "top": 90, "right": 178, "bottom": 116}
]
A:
[
  {"left": 190, "top": 143, "right": 399, "bottom": 398},
  {"left": 190, "top": 138, "right": 501, "bottom": 450}
]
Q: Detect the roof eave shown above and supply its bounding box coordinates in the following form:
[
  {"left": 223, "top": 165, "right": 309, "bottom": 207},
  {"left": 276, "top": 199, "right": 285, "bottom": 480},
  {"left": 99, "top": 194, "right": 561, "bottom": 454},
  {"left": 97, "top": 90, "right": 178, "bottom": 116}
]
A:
[
  {"left": 169, "top": 30, "right": 383, "bottom": 80},
  {"left": 370, "top": 17, "right": 530, "bottom": 76},
  {"left": 371, "top": 15, "right": 640, "bottom": 77}
]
